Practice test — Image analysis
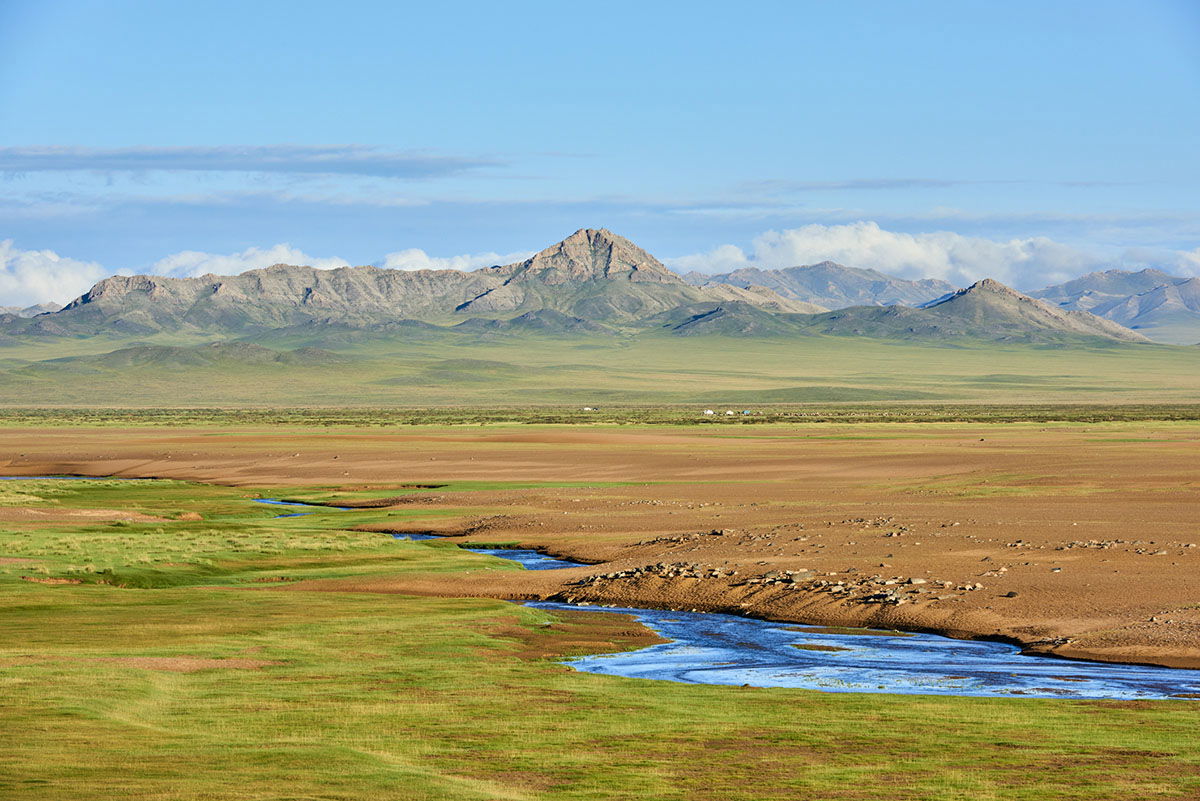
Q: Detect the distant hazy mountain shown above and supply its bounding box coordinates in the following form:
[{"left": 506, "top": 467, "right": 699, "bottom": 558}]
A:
[
  {"left": 1030, "top": 269, "right": 1198, "bottom": 344},
  {"left": 0, "top": 229, "right": 1151, "bottom": 346},
  {"left": 1029, "top": 268, "right": 1181, "bottom": 311},
  {"left": 0, "top": 302, "right": 62, "bottom": 318},
  {"left": 794, "top": 279, "right": 1150, "bottom": 344},
  {"left": 1087, "top": 277, "right": 1200, "bottom": 345},
  {"left": 694, "top": 283, "right": 827, "bottom": 314},
  {"left": 683, "top": 262, "right": 955, "bottom": 308}
]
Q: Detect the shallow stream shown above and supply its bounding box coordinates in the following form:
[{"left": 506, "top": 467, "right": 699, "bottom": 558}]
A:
[
  {"left": 6, "top": 478, "right": 1197, "bottom": 699},
  {"left": 526, "top": 601, "right": 1200, "bottom": 700}
]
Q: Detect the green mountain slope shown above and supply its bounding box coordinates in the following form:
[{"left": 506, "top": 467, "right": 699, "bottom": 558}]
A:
[{"left": 798, "top": 279, "right": 1150, "bottom": 344}]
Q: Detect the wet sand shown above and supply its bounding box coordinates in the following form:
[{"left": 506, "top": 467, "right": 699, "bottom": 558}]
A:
[{"left": 3, "top": 422, "right": 1198, "bottom": 668}]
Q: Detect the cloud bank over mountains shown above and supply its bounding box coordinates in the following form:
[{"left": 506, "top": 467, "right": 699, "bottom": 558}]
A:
[
  {"left": 149, "top": 245, "right": 352, "bottom": 279},
  {"left": 0, "top": 240, "right": 533, "bottom": 307},
  {"left": 3, "top": 222, "right": 1199, "bottom": 307},
  {"left": 665, "top": 222, "right": 1200, "bottom": 290},
  {"left": 0, "top": 240, "right": 108, "bottom": 308},
  {"left": 378, "top": 248, "right": 534, "bottom": 272}
]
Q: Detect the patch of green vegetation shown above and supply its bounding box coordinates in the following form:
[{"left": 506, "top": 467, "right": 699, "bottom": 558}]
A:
[
  {"left": 0, "top": 329, "right": 1197, "bottom": 406},
  {"left": 0, "top": 479, "right": 513, "bottom": 587},
  {"left": 2, "top": 478, "right": 1200, "bottom": 799}
]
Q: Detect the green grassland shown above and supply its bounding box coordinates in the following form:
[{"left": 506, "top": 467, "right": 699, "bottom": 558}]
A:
[
  {"left": 2, "top": 478, "right": 1199, "bottom": 800},
  {"left": 1, "top": 329, "right": 1198, "bottom": 407}
]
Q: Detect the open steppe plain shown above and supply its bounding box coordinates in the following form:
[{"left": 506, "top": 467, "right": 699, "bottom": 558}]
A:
[
  {"left": 3, "top": 415, "right": 1200, "bottom": 799},
  {"left": 8, "top": 418, "right": 1200, "bottom": 667}
]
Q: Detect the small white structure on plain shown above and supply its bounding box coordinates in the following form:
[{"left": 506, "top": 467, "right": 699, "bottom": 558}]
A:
[
  {"left": 725, "top": 410, "right": 736, "bottom": 416},
  {"left": 703, "top": 409, "right": 715, "bottom": 415},
  {"left": 581, "top": 407, "right": 594, "bottom": 411}
]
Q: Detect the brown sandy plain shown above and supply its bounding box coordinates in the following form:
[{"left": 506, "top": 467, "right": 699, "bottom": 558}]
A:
[{"left": 4, "top": 422, "right": 1199, "bottom": 669}]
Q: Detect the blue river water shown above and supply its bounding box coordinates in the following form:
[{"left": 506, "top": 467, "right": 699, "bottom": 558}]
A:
[
  {"left": 525, "top": 601, "right": 1200, "bottom": 700},
  {"left": 252, "top": 498, "right": 354, "bottom": 516},
  {"left": 465, "top": 548, "right": 586, "bottom": 570},
  {"left": 455, "top": 546, "right": 1200, "bottom": 700},
  {"left": 6, "top": 478, "right": 1198, "bottom": 699}
]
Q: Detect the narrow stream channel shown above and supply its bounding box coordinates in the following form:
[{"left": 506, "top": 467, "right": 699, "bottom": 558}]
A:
[
  {"left": 252, "top": 498, "right": 353, "bottom": 516},
  {"left": 5, "top": 479, "right": 1198, "bottom": 700},
  {"left": 464, "top": 548, "right": 586, "bottom": 570}
]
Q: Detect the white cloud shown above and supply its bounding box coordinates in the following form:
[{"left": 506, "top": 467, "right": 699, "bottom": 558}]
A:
[
  {"left": 152, "top": 244, "right": 536, "bottom": 276},
  {"left": 1175, "top": 249, "right": 1200, "bottom": 276},
  {"left": 0, "top": 240, "right": 108, "bottom": 306},
  {"left": 1119, "top": 246, "right": 1200, "bottom": 277},
  {"left": 663, "top": 244, "right": 749, "bottom": 275},
  {"left": 664, "top": 221, "right": 1145, "bottom": 289},
  {"left": 0, "top": 241, "right": 355, "bottom": 306},
  {"left": 149, "top": 244, "right": 351, "bottom": 278},
  {"left": 377, "top": 248, "right": 533, "bottom": 271}
]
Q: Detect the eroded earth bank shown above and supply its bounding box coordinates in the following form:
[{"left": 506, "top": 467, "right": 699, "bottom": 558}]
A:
[{"left": 5, "top": 422, "right": 1199, "bottom": 669}]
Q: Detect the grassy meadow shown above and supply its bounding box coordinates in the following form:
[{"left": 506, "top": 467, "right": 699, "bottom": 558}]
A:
[
  {"left": 1, "top": 330, "right": 1198, "bottom": 406},
  {"left": 1, "top": 477, "right": 1199, "bottom": 800}
]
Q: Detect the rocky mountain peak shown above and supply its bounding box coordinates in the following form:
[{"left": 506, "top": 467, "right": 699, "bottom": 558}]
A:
[
  {"left": 495, "top": 228, "right": 677, "bottom": 285},
  {"left": 942, "top": 278, "right": 1049, "bottom": 303},
  {"left": 964, "top": 278, "right": 1012, "bottom": 294}
]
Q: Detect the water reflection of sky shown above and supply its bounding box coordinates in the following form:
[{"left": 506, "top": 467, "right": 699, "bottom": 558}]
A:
[
  {"left": 527, "top": 602, "right": 1200, "bottom": 700},
  {"left": 464, "top": 548, "right": 586, "bottom": 570}
]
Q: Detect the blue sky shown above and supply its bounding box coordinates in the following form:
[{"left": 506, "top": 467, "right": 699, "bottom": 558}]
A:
[{"left": 1, "top": 0, "right": 1199, "bottom": 304}]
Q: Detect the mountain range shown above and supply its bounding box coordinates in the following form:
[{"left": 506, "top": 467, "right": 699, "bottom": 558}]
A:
[
  {"left": 0, "top": 302, "right": 62, "bottom": 318},
  {"left": 0, "top": 228, "right": 1180, "bottom": 347},
  {"left": 683, "top": 262, "right": 956, "bottom": 308},
  {"left": 689, "top": 263, "right": 1199, "bottom": 345},
  {"left": 15, "top": 229, "right": 821, "bottom": 339},
  {"left": 1028, "top": 270, "right": 1200, "bottom": 344}
]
